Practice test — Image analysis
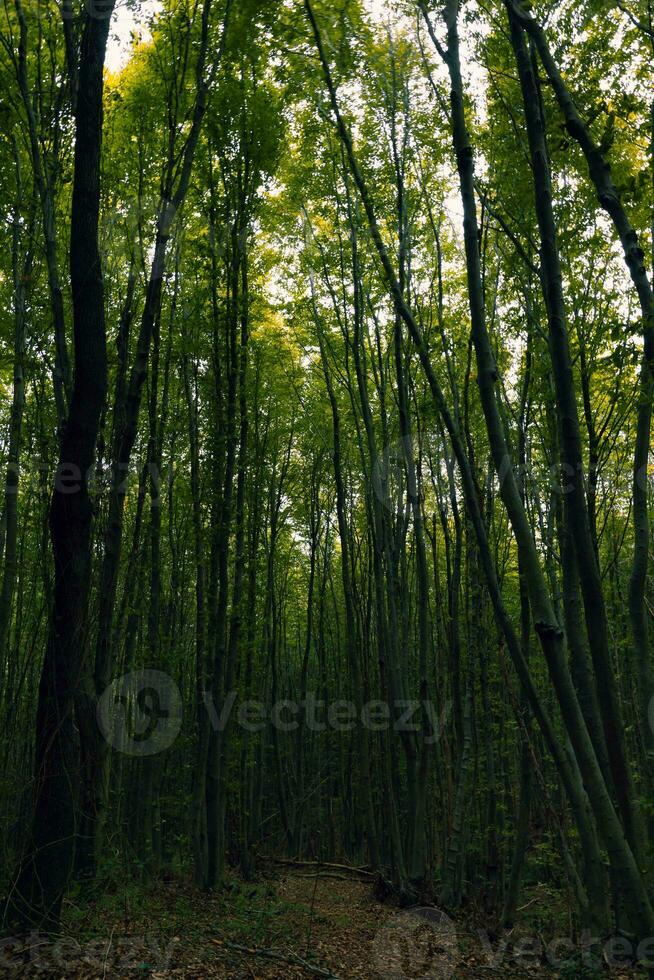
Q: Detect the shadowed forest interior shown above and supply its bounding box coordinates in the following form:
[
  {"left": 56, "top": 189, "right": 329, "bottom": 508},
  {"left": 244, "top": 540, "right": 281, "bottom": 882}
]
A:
[{"left": 1, "top": 0, "right": 654, "bottom": 975}]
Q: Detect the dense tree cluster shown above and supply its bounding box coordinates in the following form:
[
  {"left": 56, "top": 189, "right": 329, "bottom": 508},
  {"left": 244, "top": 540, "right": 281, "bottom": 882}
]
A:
[{"left": 0, "top": 0, "right": 653, "bottom": 954}]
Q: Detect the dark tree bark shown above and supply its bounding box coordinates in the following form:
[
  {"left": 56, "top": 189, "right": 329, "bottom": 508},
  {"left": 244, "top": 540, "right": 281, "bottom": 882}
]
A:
[
  {"left": 75, "top": 0, "right": 232, "bottom": 882},
  {"left": 8, "top": 0, "right": 115, "bottom": 929}
]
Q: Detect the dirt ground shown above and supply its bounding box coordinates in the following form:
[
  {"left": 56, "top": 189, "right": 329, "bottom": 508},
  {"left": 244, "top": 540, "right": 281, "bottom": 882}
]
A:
[{"left": 0, "top": 868, "right": 645, "bottom": 978}]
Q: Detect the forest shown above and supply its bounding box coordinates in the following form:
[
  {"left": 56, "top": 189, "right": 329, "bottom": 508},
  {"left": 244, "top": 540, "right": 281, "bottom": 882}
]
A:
[{"left": 0, "top": 0, "right": 653, "bottom": 975}]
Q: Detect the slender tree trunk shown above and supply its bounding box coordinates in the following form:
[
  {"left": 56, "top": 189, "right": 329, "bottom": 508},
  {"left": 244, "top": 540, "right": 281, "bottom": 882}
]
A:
[
  {"left": 13, "top": 0, "right": 71, "bottom": 425},
  {"left": 307, "top": 0, "right": 643, "bottom": 936},
  {"left": 0, "top": 159, "right": 32, "bottom": 668},
  {"left": 508, "top": 9, "right": 643, "bottom": 863},
  {"left": 311, "top": 289, "right": 380, "bottom": 872}
]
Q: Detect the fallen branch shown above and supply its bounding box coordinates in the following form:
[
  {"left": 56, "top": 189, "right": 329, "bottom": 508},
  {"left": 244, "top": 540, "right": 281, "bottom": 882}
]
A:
[
  {"left": 218, "top": 939, "right": 342, "bottom": 978},
  {"left": 293, "top": 871, "right": 369, "bottom": 882},
  {"left": 265, "top": 855, "right": 375, "bottom": 878}
]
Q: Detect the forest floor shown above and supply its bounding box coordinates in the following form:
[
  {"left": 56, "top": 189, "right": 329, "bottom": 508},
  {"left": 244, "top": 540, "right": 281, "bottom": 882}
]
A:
[{"left": 2, "top": 865, "right": 644, "bottom": 978}]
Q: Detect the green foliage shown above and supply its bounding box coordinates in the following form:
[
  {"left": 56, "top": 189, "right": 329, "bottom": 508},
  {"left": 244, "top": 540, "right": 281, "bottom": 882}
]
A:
[{"left": 0, "top": 0, "right": 653, "bottom": 952}]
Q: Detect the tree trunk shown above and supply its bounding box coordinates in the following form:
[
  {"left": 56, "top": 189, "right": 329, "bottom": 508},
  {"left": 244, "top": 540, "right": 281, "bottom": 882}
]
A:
[{"left": 8, "top": 0, "right": 115, "bottom": 928}]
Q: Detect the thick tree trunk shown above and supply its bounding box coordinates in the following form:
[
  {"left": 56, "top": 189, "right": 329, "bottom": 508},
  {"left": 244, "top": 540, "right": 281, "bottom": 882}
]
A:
[
  {"left": 8, "top": 0, "right": 114, "bottom": 928},
  {"left": 76, "top": 0, "right": 230, "bottom": 881}
]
